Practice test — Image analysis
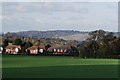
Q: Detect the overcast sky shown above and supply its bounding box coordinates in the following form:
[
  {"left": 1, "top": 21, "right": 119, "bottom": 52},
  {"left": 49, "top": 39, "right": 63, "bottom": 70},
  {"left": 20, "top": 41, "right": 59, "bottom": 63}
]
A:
[{"left": 2, "top": 2, "right": 118, "bottom": 32}]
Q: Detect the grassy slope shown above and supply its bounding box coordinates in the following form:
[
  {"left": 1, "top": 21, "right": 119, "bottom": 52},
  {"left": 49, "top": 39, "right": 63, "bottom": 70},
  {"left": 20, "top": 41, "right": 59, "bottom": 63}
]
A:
[{"left": 2, "top": 55, "right": 119, "bottom": 78}]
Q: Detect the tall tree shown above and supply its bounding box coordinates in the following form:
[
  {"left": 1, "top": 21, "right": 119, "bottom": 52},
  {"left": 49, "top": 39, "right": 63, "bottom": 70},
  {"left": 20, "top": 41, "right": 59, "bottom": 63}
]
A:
[
  {"left": 12, "top": 38, "right": 22, "bottom": 45},
  {"left": 87, "top": 29, "right": 106, "bottom": 44},
  {"left": 2, "top": 39, "right": 9, "bottom": 48},
  {"left": 45, "top": 44, "right": 51, "bottom": 50},
  {"left": 86, "top": 41, "right": 99, "bottom": 56},
  {"left": 22, "top": 41, "right": 33, "bottom": 53},
  {"left": 86, "top": 30, "right": 105, "bottom": 57}
]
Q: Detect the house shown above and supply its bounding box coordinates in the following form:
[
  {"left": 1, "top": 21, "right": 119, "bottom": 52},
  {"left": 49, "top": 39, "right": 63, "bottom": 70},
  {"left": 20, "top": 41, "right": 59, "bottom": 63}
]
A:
[
  {"left": 0, "top": 46, "right": 3, "bottom": 53},
  {"left": 27, "top": 45, "right": 46, "bottom": 54},
  {"left": 47, "top": 44, "right": 71, "bottom": 55},
  {"left": 5, "top": 45, "right": 21, "bottom": 54}
]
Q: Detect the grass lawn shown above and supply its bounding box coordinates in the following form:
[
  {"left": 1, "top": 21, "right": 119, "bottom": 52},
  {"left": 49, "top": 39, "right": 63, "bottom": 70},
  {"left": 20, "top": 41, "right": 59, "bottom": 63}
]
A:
[{"left": 2, "top": 55, "right": 119, "bottom": 78}]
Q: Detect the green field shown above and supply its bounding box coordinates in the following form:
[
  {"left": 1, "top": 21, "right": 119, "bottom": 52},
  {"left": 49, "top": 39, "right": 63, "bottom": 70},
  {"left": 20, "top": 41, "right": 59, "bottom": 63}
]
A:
[{"left": 2, "top": 55, "right": 119, "bottom": 78}]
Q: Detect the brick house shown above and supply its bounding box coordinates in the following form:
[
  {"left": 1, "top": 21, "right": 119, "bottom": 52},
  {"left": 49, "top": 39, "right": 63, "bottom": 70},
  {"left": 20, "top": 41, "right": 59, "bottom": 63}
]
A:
[
  {"left": 5, "top": 45, "right": 21, "bottom": 54},
  {"left": 47, "top": 44, "right": 71, "bottom": 55},
  {"left": 27, "top": 45, "right": 46, "bottom": 54}
]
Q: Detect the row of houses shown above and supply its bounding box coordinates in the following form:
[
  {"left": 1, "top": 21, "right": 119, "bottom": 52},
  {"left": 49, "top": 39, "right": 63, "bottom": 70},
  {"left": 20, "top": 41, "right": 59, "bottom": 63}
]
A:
[{"left": 0, "top": 44, "right": 78, "bottom": 55}]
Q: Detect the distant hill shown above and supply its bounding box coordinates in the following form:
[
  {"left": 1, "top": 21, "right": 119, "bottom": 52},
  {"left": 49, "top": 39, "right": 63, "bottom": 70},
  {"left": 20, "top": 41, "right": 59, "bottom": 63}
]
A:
[
  {"left": 4, "top": 30, "right": 120, "bottom": 41},
  {"left": 114, "top": 32, "right": 120, "bottom": 37},
  {"left": 59, "top": 33, "right": 89, "bottom": 41},
  {"left": 4, "top": 30, "right": 89, "bottom": 41}
]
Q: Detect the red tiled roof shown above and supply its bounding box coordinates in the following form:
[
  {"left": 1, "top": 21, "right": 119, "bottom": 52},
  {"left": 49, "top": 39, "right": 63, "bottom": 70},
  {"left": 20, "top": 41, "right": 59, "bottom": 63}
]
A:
[
  {"left": 28, "top": 45, "right": 46, "bottom": 50},
  {"left": 48, "top": 44, "right": 71, "bottom": 52},
  {"left": 5, "top": 45, "right": 21, "bottom": 50},
  {"left": 27, "top": 46, "right": 38, "bottom": 50}
]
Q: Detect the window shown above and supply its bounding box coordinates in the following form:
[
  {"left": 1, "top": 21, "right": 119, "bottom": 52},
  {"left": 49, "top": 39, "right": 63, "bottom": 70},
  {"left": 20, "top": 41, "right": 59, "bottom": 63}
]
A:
[
  {"left": 64, "top": 50, "right": 66, "bottom": 52},
  {"left": 35, "top": 49, "right": 38, "bottom": 52},
  {"left": 15, "top": 48, "right": 19, "bottom": 52},
  {"left": 39, "top": 49, "right": 43, "bottom": 53},
  {"left": 54, "top": 49, "right": 56, "bottom": 52},
  {"left": 58, "top": 49, "right": 60, "bottom": 52}
]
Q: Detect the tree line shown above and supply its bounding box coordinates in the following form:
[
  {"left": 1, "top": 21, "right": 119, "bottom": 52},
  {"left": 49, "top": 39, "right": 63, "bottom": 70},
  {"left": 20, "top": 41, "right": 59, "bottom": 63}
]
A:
[
  {"left": 79, "top": 30, "right": 120, "bottom": 58},
  {"left": 1, "top": 29, "right": 120, "bottom": 58}
]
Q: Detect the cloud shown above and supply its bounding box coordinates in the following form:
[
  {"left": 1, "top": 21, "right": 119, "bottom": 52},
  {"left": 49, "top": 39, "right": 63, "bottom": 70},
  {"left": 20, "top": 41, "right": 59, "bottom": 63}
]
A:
[
  {"left": 16, "top": 3, "right": 26, "bottom": 12},
  {"left": 2, "top": 2, "right": 118, "bottom": 32},
  {"left": 3, "top": 2, "right": 90, "bottom": 15}
]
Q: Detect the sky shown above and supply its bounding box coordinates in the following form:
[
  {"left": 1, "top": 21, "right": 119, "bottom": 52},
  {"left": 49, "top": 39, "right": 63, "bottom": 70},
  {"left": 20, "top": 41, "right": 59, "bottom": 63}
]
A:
[{"left": 1, "top": 2, "right": 118, "bottom": 33}]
